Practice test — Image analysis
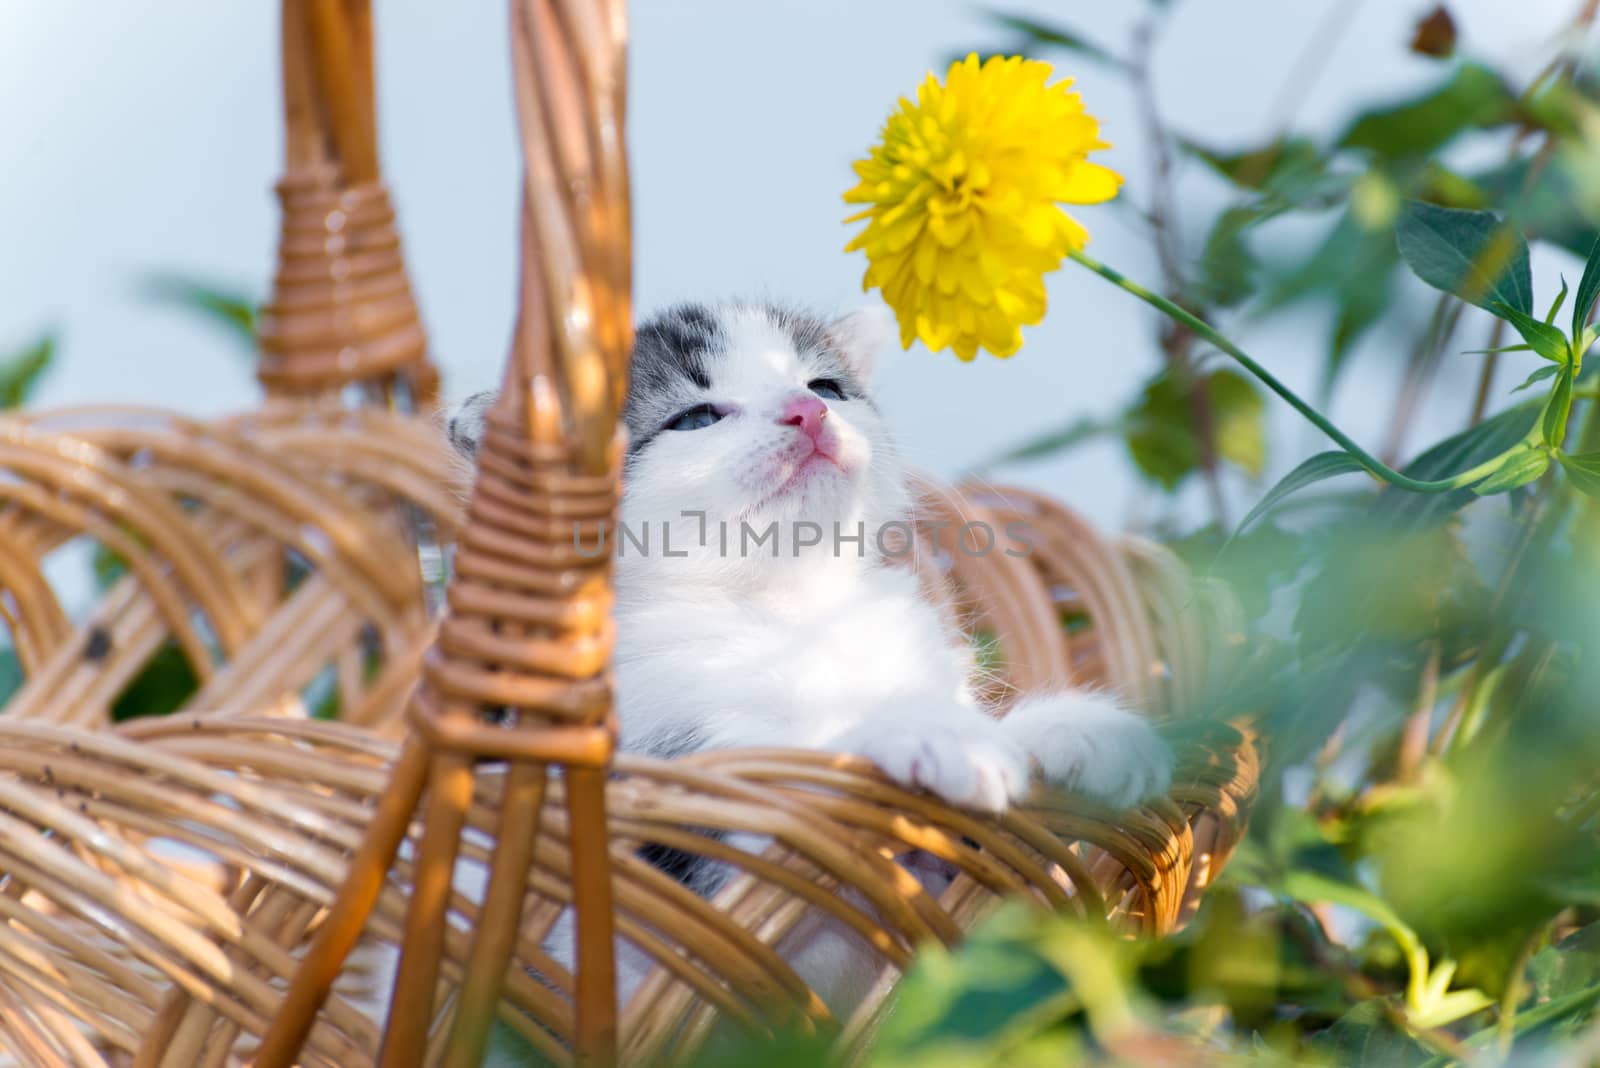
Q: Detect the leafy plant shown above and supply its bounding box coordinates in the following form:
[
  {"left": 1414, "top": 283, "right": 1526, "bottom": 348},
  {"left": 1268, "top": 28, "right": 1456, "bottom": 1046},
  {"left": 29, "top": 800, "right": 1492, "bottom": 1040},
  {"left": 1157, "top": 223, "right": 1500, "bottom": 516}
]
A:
[
  {"left": 140, "top": 273, "right": 259, "bottom": 354},
  {"left": 0, "top": 334, "right": 56, "bottom": 408},
  {"left": 914, "top": 5, "right": 1600, "bottom": 1066}
]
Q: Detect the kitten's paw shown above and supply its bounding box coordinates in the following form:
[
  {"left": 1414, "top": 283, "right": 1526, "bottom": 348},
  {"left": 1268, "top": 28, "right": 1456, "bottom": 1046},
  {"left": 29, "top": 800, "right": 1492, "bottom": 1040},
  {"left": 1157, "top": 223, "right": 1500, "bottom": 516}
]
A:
[
  {"left": 829, "top": 718, "right": 1028, "bottom": 814},
  {"left": 1002, "top": 690, "right": 1173, "bottom": 810}
]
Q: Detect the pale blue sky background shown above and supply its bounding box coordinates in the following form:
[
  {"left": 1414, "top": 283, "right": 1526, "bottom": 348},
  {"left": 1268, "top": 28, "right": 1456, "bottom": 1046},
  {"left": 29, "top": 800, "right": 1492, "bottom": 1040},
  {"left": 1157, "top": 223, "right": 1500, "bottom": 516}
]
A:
[{"left": 0, "top": 0, "right": 1587, "bottom": 531}]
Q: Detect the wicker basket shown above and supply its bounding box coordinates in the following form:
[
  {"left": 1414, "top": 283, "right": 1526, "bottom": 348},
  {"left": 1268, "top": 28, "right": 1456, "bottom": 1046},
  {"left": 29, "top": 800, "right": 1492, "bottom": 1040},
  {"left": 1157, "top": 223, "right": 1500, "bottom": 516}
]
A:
[{"left": 0, "top": 2, "right": 1259, "bottom": 1066}]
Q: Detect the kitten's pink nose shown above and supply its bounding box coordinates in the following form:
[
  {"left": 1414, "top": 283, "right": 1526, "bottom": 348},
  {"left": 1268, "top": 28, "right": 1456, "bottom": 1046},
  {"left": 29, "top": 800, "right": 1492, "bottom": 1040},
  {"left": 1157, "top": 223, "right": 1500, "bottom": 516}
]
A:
[{"left": 780, "top": 394, "right": 828, "bottom": 441}]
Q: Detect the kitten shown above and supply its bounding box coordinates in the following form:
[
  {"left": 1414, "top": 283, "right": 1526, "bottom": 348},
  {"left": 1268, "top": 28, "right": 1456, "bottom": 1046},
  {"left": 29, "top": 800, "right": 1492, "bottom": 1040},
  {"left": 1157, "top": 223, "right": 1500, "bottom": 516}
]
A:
[{"left": 446, "top": 300, "right": 1172, "bottom": 1028}]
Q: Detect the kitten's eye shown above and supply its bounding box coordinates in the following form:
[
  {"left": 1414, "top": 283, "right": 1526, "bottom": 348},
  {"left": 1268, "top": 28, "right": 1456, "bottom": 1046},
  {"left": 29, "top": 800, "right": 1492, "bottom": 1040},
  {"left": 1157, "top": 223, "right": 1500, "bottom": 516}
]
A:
[
  {"left": 807, "top": 378, "right": 846, "bottom": 402},
  {"left": 665, "top": 404, "right": 723, "bottom": 432}
]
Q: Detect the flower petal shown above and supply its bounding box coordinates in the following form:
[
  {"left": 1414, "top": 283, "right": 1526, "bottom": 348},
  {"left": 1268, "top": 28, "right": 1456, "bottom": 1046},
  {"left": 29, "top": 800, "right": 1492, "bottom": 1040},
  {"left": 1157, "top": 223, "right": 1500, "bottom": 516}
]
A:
[{"left": 1059, "top": 161, "right": 1123, "bottom": 205}]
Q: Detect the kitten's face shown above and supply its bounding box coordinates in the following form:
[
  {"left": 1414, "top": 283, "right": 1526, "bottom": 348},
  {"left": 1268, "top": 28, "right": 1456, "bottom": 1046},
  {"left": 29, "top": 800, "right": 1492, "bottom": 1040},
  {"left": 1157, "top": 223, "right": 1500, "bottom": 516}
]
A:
[{"left": 618, "top": 302, "right": 906, "bottom": 579}]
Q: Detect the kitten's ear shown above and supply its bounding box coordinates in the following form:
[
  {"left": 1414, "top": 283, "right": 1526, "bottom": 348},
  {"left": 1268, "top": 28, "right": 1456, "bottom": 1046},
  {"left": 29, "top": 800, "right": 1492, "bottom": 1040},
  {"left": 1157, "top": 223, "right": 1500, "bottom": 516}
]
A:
[
  {"left": 446, "top": 391, "right": 496, "bottom": 457},
  {"left": 829, "top": 304, "right": 897, "bottom": 378}
]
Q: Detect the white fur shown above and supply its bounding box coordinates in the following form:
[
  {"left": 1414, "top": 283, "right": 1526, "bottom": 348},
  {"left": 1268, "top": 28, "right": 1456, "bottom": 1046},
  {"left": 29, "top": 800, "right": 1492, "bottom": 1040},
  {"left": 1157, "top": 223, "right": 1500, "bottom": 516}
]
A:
[
  {"left": 448, "top": 302, "right": 1173, "bottom": 1053},
  {"left": 611, "top": 302, "right": 1168, "bottom": 812},
  {"left": 608, "top": 303, "right": 1172, "bottom": 1009}
]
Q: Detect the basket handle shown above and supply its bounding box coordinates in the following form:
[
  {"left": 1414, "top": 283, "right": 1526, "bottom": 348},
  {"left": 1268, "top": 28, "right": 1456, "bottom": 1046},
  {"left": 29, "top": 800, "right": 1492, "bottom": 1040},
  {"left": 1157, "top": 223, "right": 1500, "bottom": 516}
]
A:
[
  {"left": 258, "top": 0, "right": 438, "bottom": 405},
  {"left": 500, "top": 0, "right": 632, "bottom": 469},
  {"left": 257, "top": 3, "right": 631, "bottom": 1063}
]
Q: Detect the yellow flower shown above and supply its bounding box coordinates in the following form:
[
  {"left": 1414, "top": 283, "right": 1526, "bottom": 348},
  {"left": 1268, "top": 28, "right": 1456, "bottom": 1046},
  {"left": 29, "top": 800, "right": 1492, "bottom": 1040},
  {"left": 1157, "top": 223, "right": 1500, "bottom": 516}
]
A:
[{"left": 844, "top": 54, "right": 1122, "bottom": 360}]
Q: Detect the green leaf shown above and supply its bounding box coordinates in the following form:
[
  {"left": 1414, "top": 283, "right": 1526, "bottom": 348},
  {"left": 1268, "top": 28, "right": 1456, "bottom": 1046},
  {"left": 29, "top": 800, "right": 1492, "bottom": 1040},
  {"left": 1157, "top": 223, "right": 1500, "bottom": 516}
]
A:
[
  {"left": 1547, "top": 274, "right": 1570, "bottom": 325},
  {"left": 1473, "top": 153, "right": 1600, "bottom": 266},
  {"left": 1195, "top": 206, "right": 1262, "bottom": 308},
  {"left": 1403, "top": 399, "right": 1541, "bottom": 482},
  {"left": 1512, "top": 364, "right": 1560, "bottom": 393},
  {"left": 110, "top": 641, "right": 200, "bottom": 722},
  {"left": 141, "top": 274, "right": 259, "bottom": 353},
  {"left": 875, "top": 903, "right": 1086, "bottom": 1062},
  {"left": 1381, "top": 398, "right": 1541, "bottom": 528},
  {"left": 92, "top": 545, "right": 129, "bottom": 592},
  {"left": 1470, "top": 447, "right": 1548, "bottom": 495},
  {"left": 1544, "top": 361, "right": 1574, "bottom": 446},
  {"left": 0, "top": 647, "right": 21, "bottom": 705},
  {"left": 980, "top": 415, "right": 1118, "bottom": 468},
  {"left": 1557, "top": 450, "right": 1600, "bottom": 499},
  {"left": 1493, "top": 303, "right": 1571, "bottom": 363},
  {"left": 1126, "top": 414, "right": 1199, "bottom": 491},
  {"left": 1575, "top": 234, "right": 1600, "bottom": 337},
  {"left": 0, "top": 334, "right": 55, "bottom": 409},
  {"left": 1295, "top": 521, "right": 1485, "bottom": 648},
  {"left": 1396, "top": 201, "right": 1532, "bottom": 314},
  {"left": 1280, "top": 868, "right": 1423, "bottom": 962},
  {"left": 1236, "top": 451, "right": 1368, "bottom": 534},
  {"left": 1185, "top": 137, "right": 1339, "bottom": 203},
  {"left": 1417, "top": 980, "right": 1600, "bottom": 1067},
  {"left": 1169, "top": 521, "right": 1309, "bottom": 620},
  {"left": 1339, "top": 63, "right": 1517, "bottom": 159},
  {"left": 1315, "top": 1001, "right": 1432, "bottom": 1067},
  {"left": 1210, "top": 369, "right": 1267, "bottom": 477},
  {"left": 1265, "top": 209, "right": 1400, "bottom": 387},
  {"left": 973, "top": 11, "right": 1125, "bottom": 70},
  {"left": 1460, "top": 343, "right": 1533, "bottom": 356},
  {"left": 1414, "top": 160, "right": 1492, "bottom": 211},
  {"left": 1533, "top": 924, "right": 1600, "bottom": 1001},
  {"left": 1125, "top": 368, "right": 1266, "bottom": 489}
]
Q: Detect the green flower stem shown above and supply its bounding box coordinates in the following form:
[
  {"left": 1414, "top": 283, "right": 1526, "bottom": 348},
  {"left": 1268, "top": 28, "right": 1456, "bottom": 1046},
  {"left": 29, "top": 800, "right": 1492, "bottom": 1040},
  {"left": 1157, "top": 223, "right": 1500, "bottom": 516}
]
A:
[{"left": 1068, "top": 249, "right": 1532, "bottom": 493}]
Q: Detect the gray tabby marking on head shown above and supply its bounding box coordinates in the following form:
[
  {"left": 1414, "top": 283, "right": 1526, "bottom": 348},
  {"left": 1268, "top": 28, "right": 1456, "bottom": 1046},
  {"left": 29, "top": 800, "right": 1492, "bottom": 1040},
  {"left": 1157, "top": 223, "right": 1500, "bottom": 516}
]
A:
[
  {"left": 444, "top": 301, "right": 872, "bottom": 459},
  {"left": 623, "top": 302, "right": 725, "bottom": 455}
]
